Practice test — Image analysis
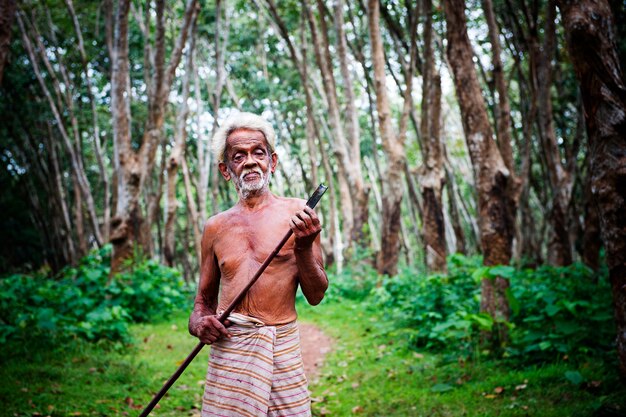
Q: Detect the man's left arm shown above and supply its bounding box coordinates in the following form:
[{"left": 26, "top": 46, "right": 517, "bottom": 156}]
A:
[{"left": 290, "top": 206, "right": 328, "bottom": 305}]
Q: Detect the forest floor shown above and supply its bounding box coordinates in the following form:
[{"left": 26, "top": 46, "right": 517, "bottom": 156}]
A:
[{"left": 1, "top": 299, "right": 626, "bottom": 416}]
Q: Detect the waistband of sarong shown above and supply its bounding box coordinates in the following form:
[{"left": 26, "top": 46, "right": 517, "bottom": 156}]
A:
[{"left": 218, "top": 311, "right": 298, "bottom": 334}]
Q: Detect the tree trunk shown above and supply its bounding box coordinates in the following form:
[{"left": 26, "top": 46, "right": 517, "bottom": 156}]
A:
[
  {"left": 528, "top": 0, "right": 574, "bottom": 265},
  {"left": 443, "top": 0, "right": 515, "bottom": 345},
  {"left": 419, "top": 0, "right": 446, "bottom": 272},
  {"left": 109, "top": 0, "right": 199, "bottom": 273},
  {"left": 65, "top": 0, "right": 111, "bottom": 242},
  {"left": 558, "top": 0, "right": 626, "bottom": 380},
  {"left": 333, "top": 0, "right": 369, "bottom": 245},
  {"left": 305, "top": 0, "right": 354, "bottom": 247},
  {"left": 164, "top": 20, "right": 195, "bottom": 267},
  {"left": 368, "top": 0, "right": 411, "bottom": 276},
  {"left": 0, "top": 0, "right": 15, "bottom": 85}
]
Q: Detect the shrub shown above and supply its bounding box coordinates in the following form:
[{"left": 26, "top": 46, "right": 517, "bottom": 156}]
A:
[
  {"left": 0, "top": 245, "right": 192, "bottom": 344},
  {"left": 322, "top": 254, "right": 615, "bottom": 364}
]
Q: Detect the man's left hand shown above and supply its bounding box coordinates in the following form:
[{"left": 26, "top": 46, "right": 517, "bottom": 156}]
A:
[{"left": 290, "top": 206, "right": 321, "bottom": 249}]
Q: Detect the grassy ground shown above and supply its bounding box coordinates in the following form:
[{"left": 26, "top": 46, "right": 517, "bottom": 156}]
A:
[
  {"left": 1, "top": 301, "right": 625, "bottom": 416},
  {"left": 297, "top": 300, "right": 626, "bottom": 417}
]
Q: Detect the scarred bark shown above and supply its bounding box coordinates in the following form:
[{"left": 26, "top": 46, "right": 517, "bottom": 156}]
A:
[
  {"left": 558, "top": 0, "right": 626, "bottom": 380},
  {"left": 443, "top": 0, "right": 515, "bottom": 344},
  {"left": 368, "top": 0, "right": 415, "bottom": 276},
  {"left": 109, "top": 0, "right": 199, "bottom": 273},
  {"left": 419, "top": 0, "right": 446, "bottom": 272}
]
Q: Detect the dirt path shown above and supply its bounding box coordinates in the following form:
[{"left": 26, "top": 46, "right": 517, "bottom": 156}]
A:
[{"left": 298, "top": 323, "right": 333, "bottom": 381}]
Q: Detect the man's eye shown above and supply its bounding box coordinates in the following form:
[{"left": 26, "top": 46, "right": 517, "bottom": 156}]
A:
[{"left": 233, "top": 155, "right": 243, "bottom": 162}]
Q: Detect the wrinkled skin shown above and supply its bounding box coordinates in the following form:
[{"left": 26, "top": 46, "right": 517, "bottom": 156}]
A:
[{"left": 188, "top": 128, "right": 328, "bottom": 345}]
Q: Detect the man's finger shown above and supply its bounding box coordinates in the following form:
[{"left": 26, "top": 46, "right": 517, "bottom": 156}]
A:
[
  {"left": 296, "top": 211, "right": 312, "bottom": 227},
  {"left": 291, "top": 216, "right": 305, "bottom": 230}
]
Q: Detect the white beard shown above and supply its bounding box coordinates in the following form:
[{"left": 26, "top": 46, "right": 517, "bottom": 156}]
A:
[{"left": 230, "top": 166, "right": 272, "bottom": 200}]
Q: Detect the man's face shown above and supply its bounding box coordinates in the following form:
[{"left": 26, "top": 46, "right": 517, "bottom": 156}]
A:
[{"left": 219, "top": 128, "right": 277, "bottom": 199}]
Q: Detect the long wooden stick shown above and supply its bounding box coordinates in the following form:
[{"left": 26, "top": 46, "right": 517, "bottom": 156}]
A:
[{"left": 139, "top": 184, "right": 327, "bottom": 417}]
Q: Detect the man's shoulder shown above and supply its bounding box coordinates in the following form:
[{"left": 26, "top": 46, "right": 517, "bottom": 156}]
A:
[
  {"left": 203, "top": 207, "right": 237, "bottom": 232},
  {"left": 274, "top": 195, "right": 307, "bottom": 209}
]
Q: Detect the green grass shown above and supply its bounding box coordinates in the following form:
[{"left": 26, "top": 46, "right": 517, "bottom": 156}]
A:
[
  {"left": 1, "top": 302, "right": 625, "bottom": 416},
  {"left": 0, "top": 309, "right": 208, "bottom": 416},
  {"left": 297, "top": 300, "right": 626, "bottom": 417}
]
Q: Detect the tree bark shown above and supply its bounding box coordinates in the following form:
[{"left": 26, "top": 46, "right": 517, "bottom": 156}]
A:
[
  {"left": 164, "top": 19, "right": 195, "bottom": 267},
  {"left": 443, "top": 0, "right": 515, "bottom": 345},
  {"left": 65, "top": 0, "right": 111, "bottom": 242},
  {"left": 0, "top": 0, "right": 15, "bottom": 85},
  {"left": 558, "top": 0, "right": 626, "bottom": 380},
  {"left": 109, "top": 0, "right": 199, "bottom": 273},
  {"left": 419, "top": 0, "right": 447, "bottom": 272},
  {"left": 368, "top": 0, "right": 412, "bottom": 276},
  {"left": 305, "top": 0, "right": 355, "bottom": 247},
  {"left": 333, "top": 0, "right": 370, "bottom": 245}
]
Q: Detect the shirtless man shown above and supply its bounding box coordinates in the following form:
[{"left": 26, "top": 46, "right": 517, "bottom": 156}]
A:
[{"left": 189, "top": 112, "right": 328, "bottom": 416}]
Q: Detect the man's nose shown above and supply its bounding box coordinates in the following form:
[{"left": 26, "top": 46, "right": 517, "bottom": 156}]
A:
[{"left": 243, "top": 153, "right": 258, "bottom": 167}]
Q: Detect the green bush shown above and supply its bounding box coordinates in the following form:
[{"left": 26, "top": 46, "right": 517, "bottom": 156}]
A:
[
  {"left": 323, "top": 254, "right": 615, "bottom": 364},
  {"left": 0, "top": 245, "right": 192, "bottom": 344}
]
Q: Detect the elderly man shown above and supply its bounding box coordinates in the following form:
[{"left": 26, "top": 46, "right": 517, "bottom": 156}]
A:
[{"left": 189, "top": 112, "right": 328, "bottom": 417}]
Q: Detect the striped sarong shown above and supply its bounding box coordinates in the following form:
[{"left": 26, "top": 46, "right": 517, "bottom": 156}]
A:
[{"left": 202, "top": 313, "right": 311, "bottom": 417}]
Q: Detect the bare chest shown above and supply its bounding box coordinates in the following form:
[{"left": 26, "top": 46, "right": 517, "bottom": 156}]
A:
[{"left": 213, "top": 213, "right": 295, "bottom": 279}]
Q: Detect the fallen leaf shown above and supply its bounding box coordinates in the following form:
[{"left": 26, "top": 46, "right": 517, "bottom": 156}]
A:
[
  {"left": 484, "top": 394, "right": 496, "bottom": 399},
  {"left": 319, "top": 407, "right": 331, "bottom": 415},
  {"left": 171, "top": 325, "right": 178, "bottom": 331},
  {"left": 167, "top": 344, "right": 173, "bottom": 350},
  {"left": 352, "top": 405, "right": 364, "bottom": 413},
  {"left": 431, "top": 383, "right": 453, "bottom": 393},
  {"left": 494, "top": 387, "right": 504, "bottom": 394},
  {"left": 351, "top": 382, "right": 360, "bottom": 389},
  {"left": 515, "top": 384, "right": 527, "bottom": 391},
  {"left": 413, "top": 352, "right": 424, "bottom": 359}
]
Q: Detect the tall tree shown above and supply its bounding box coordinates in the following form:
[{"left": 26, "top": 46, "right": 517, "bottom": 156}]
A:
[
  {"left": 0, "top": 0, "right": 15, "bottom": 85},
  {"left": 443, "top": 0, "right": 516, "bottom": 344},
  {"left": 367, "top": 0, "right": 416, "bottom": 275},
  {"left": 109, "top": 0, "right": 199, "bottom": 273},
  {"left": 419, "top": 0, "right": 447, "bottom": 272},
  {"left": 558, "top": 0, "right": 626, "bottom": 380},
  {"left": 164, "top": 19, "right": 196, "bottom": 267}
]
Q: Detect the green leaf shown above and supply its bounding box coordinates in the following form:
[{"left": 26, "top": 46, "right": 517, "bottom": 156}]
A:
[
  {"left": 467, "top": 313, "right": 494, "bottom": 331},
  {"left": 564, "top": 371, "right": 585, "bottom": 386},
  {"left": 505, "top": 288, "right": 520, "bottom": 316},
  {"left": 431, "top": 383, "right": 454, "bottom": 393},
  {"left": 539, "top": 341, "right": 552, "bottom": 350},
  {"left": 488, "top": 265, "right": 516, "bottom": 279},
  {"left": 471, "top": 267, "right": 490, "bottom": 283},
  {"left": 545, "top": 304, "right": 561, "bottom": 317}
]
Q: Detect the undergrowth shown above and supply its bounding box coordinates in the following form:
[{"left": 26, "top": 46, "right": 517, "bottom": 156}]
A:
[
  {"left": 323, "top": 253, "right": 615, "bottom": 366},
  {"left": 0, "top": 245, "right": 192, "bottom": 345}
]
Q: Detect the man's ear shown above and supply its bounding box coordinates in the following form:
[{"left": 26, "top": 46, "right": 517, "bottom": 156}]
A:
[
  {"left": 270, "top": 153, "right": 278, "bottom": 173},
  {"left": 218, "top": 162, "right": 231, "bottom": 181}
]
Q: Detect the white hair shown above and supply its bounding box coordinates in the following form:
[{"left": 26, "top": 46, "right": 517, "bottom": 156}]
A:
[{"left": 212, "top": 112, "right": 276, "bottom": 162}]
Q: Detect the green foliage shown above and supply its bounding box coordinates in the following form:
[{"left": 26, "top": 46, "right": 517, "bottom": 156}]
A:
[
  {"left": 322, "top": 254, "right": 615, "bottom": 364},
  {"left": 0, "top": 245, "right": 192, "bottom": 345}
]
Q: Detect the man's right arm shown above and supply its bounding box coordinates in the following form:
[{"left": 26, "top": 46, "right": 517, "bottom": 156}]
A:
[{"left": 188, "top": 218, "right": 231, "bottom": 344}]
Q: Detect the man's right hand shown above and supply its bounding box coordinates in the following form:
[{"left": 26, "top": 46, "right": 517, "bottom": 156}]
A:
[{"left": 190, "top": 315, "right": 231, "bottom": 345}]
